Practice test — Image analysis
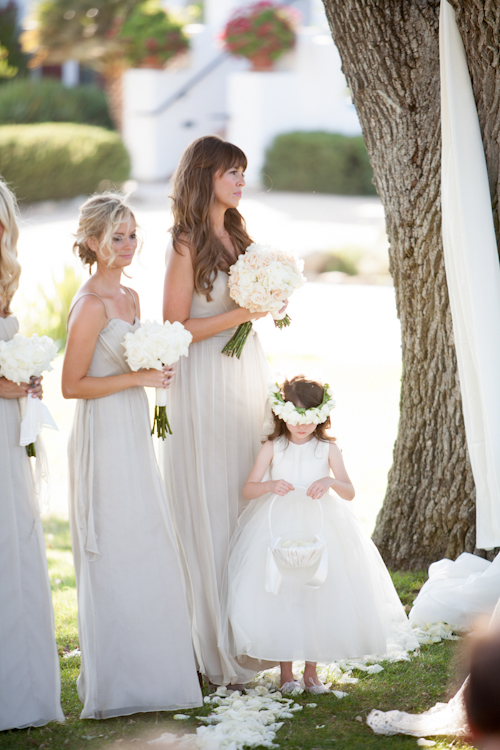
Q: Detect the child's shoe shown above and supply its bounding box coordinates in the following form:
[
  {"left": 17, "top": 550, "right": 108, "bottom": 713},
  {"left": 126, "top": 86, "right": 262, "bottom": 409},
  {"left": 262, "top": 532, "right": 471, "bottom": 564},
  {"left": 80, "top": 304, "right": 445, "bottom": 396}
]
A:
[{"left": 302, "top": 677, "right": 330, "bottom": 694}]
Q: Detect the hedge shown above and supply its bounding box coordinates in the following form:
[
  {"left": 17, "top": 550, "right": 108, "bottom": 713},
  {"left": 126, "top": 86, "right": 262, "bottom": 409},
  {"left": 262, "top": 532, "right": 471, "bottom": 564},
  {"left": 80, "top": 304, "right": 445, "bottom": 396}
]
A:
[
  {"left": 262, "top": 131, "right": 376, "bottom": 196},
  {"left": 0, "top": 123, "right": 130, "bottom": 202},
  {"left": 0, "top": 78, "right": 114, "bottom": 129}
]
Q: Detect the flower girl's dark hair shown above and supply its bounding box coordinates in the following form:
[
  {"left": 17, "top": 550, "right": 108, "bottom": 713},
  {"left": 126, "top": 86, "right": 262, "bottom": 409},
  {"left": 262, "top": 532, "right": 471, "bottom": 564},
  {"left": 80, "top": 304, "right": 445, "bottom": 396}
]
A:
[{"left": 266, "top": 375, "right": 336, "bottom": 444}]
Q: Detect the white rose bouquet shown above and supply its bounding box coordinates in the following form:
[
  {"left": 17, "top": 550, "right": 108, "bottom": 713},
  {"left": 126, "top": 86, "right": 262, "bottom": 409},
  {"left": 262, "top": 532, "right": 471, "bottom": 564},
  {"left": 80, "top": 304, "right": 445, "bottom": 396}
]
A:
[
  {"left": 224, "top": 243, "right": 306, "bottom": 358},
  {"left": 122, "top": 320, "right": 192, "bottom": 439},
  {"left": 0, "top": 333, "right": 58, "bottom": 456}
]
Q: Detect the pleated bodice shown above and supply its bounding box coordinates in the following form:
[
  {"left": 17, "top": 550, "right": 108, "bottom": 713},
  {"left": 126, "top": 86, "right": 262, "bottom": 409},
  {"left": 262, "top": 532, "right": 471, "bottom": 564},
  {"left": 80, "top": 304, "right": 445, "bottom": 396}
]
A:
[
  {"left": 87, "top": 317, "right": 139, "bottom": 377},
  {"left": 271, "top": 437, "right": 330, "bottom": 489}
]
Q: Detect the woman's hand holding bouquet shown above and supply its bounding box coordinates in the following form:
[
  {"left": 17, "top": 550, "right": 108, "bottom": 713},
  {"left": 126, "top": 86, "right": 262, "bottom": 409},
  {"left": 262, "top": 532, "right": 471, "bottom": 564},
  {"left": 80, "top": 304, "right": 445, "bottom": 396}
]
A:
[
  {"left": 123, "top": 320, "right": 192, "bottom": 439},
  {"left": 0, "top": 333, "right": 58, "bottom": 456},
  {"left": 224, "top": 243, "right": 305, "bottom": 358}
]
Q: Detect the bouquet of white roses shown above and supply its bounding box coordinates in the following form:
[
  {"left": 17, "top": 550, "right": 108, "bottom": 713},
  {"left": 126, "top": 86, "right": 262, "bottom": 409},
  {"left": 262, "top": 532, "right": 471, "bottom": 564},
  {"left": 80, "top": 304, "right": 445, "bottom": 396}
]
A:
[
  {"left": 122, "top": 320, "right": 192, "bottom": 439},
  {"left": 0, "top": 333, "right": 58, "bottom": 456},
  {"left": 224, "top": 243, "right": 305, "bottom": 358}
]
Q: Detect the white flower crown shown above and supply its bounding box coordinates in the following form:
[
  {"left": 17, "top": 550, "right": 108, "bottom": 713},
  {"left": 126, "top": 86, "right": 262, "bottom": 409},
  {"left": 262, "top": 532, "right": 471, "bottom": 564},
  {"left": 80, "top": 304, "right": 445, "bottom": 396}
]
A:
[{"left": 269, "top": 382, "right": 336, "bottom": 426}]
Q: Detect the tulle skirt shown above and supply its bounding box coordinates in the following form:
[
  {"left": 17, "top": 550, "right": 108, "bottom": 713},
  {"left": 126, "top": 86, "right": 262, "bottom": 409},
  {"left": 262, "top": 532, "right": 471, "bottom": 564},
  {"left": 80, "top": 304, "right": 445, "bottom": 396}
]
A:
[{"left": 222, "top": 490, "right": 418, "bottom": 664}]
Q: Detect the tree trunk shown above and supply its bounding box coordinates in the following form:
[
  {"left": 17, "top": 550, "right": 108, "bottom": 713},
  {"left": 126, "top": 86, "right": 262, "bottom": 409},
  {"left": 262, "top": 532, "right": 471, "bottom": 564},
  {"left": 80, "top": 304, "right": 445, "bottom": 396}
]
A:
[{"left": 321, "top": 0, "right": 500, "bottom": 569}]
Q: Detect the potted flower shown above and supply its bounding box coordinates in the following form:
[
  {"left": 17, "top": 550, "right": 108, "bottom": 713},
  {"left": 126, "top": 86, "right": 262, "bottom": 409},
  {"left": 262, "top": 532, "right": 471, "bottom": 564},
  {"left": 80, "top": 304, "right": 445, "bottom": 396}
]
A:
[
  {"left": 222, "top": 1, "right": 298, "bottom": 72},
  {"left": 116, "top": 1, "right": 189, "bottom": 69}
]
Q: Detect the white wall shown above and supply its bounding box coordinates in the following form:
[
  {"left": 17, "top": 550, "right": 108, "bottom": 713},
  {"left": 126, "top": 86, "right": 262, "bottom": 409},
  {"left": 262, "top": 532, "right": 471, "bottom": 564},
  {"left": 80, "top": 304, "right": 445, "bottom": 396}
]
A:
[
  {"left": 122, "top": 28, "right": 246, "bottom": 181},
  {"left": 226, "top": 29, "right": 360, "bottom": 185},
  {"left": 122, "top": 9, "right": 361, "bottom": 183}
]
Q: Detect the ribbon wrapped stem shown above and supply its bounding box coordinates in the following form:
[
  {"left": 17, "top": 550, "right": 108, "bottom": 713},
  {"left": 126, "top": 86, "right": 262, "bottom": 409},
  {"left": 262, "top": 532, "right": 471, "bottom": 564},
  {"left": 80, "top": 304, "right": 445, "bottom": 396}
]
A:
[{"left": 151, "top": 387, "right": 172, "bottom": 439}]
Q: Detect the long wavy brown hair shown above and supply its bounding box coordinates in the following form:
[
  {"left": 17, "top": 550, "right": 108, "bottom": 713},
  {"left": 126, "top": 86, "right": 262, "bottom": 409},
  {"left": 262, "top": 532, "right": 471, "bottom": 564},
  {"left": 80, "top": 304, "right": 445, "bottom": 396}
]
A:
[
  {"left": 170, "top": 135, "right": 253, "bottom": 300},
  {"left": 266, "top": 375, "right": 336, "bottom": 444}
]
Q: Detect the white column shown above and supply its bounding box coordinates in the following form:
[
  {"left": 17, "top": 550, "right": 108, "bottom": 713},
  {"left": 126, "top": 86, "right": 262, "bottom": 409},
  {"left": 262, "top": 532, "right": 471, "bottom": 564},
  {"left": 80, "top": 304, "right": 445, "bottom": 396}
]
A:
[{"left": 62, "top": 60, "right": 79, "bottom": 87}]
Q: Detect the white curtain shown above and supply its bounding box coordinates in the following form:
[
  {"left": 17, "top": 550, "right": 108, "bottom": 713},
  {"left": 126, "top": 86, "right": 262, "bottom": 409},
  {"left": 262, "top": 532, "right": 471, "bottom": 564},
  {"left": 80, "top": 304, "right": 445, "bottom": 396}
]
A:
[{"left": 440, "top": 0, "right": 500, "bottom": 548}]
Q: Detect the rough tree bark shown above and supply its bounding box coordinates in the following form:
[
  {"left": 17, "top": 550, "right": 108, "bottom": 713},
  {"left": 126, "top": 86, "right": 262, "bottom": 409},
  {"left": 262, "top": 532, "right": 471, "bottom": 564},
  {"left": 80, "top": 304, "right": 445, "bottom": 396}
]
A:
[{"left": 321, "top": 0, "right": 500, "bottom": 569}]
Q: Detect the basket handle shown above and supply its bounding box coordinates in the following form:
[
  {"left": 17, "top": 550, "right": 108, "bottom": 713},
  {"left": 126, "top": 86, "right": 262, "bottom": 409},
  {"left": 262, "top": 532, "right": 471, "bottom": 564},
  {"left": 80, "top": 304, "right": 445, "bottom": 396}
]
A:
[{"left": 268, "top": 486, "right": 324, "bottom": 539}]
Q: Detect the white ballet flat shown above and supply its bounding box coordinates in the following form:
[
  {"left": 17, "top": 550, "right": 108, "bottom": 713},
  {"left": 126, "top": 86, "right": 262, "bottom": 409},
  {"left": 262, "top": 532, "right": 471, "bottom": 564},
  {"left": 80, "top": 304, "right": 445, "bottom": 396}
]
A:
[
  {"left": 302, "top": 677, "right": 330, "bottom": 694},
  {"left": 280, "top": 680, "right": 302, "bottom": 693}
]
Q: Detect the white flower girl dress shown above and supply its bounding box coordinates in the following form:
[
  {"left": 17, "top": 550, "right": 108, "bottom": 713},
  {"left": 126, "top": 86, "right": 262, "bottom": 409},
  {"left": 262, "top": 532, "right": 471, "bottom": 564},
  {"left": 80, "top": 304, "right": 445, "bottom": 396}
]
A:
[{"left": 223, "top": 437, "right": 418, "bottom": 665}]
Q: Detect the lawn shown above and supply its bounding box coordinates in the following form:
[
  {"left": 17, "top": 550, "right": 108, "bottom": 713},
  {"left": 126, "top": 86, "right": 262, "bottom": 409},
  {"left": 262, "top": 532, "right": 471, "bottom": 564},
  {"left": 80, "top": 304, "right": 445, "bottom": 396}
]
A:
[{"left": 0, "top": 518, "right": 475, "bottom": 750}]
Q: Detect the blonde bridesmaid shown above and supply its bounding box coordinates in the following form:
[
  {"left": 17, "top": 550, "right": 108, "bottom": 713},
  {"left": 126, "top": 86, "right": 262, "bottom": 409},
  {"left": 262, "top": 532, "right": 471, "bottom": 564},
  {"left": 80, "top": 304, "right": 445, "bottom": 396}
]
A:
[
  {"left": 63, "top": 193, "right": 201, "bottom": 719},
  {"left": 0, "top": 179, "right": 64, "bottom": 731}
]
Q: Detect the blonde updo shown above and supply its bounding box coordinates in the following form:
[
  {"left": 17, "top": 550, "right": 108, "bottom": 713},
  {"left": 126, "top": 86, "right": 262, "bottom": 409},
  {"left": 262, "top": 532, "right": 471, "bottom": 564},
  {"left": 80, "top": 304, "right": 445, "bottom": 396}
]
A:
[
  {"left": 73, "top": 192, "right": 141, "bottom": 271},
  {"left": 0, "top": 178, "right": 22, "bottom": 315}
]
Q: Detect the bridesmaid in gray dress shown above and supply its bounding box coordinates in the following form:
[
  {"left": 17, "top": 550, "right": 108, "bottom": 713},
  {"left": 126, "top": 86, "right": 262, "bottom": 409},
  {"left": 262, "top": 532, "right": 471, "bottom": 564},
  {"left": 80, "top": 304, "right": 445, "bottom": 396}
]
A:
[
  {"left": 161, "top": 137, "right": 274, "bottom": 686},
  {"left": 0, "top": 180, "right": 63, "bottom": 731},
  {"left": 63, "top": 193, "right": 201, "bottom": 719}
]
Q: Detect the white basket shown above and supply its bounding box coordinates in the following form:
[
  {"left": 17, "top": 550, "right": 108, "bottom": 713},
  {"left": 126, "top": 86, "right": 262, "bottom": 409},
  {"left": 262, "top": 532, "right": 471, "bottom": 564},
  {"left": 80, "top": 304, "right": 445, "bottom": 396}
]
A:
[{"left": 265, "top": 487, "right": 328, "bottom": 595}]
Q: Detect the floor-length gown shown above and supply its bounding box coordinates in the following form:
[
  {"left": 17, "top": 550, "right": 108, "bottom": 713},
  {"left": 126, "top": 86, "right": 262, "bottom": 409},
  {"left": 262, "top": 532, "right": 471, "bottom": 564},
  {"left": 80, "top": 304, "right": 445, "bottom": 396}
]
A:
[
  {"left": 68, "top": 300, "right": 202, "bottom": 719},
  {"left": 223, "top": 437, "right": 418, "bottom": 664},
  {"left": 160, "top": 271, "right": 270, "bottom": 685},
  {"left": 0, "top": 316, "right": 64, "bottom": 731}
]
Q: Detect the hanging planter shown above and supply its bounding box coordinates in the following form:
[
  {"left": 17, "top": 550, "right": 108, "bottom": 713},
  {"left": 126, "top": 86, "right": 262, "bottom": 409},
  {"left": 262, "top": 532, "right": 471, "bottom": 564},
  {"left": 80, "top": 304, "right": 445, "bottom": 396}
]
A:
[
  {"left": 222, "top": 1, "right": 298, "bottom": 71},
  {"left": 115, "top": 1, "right": 189, "bottom": 69}
]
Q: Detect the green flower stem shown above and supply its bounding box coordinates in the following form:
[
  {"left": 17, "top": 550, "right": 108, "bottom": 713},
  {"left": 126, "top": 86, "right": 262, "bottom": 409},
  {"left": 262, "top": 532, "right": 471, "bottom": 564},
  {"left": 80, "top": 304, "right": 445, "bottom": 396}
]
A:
[
  {"left": 222, "top": 321, "right": 254, "bottom": 359},
  {"left": 274, "top": 314, "right": 291, "bottom": 329},
  {"left": 151, "top": 405, "right": 172, "bottom": 440},
  {"left": 26, "top": 442, "right": 36, "bottom": 458}
]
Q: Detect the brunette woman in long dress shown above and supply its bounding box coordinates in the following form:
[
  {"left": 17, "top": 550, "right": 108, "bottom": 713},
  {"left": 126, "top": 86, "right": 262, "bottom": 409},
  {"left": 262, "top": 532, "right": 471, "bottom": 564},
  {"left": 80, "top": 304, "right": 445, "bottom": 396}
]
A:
[
  {"left": 161, "top": 136, "right": 272, "bottom": 686},
  {"left": 63, "top": 193, "right": 202, "bottom": 719},
  {"left": 0, "top": 180, "right": 64, "bottom": 731}
]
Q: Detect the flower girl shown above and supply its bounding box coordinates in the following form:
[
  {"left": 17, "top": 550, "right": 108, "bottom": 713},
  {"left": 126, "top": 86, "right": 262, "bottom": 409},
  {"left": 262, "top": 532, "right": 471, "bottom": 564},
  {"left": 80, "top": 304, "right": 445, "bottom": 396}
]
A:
[{"left": 223, "top": 375, "right": 418, "bottom": 693}]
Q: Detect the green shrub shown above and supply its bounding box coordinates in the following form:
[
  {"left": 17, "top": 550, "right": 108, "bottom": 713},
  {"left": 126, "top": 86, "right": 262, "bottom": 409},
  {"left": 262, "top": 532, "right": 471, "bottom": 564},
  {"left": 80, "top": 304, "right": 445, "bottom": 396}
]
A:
[
  {"left": 0, "top": 78, "right": 114, "bottom": 129},
  {"left": 263, "top": 131, "right": 376, "bottom": 196},
  {"left": 0, "top": 123, "right": 130, "bottom": 202}
]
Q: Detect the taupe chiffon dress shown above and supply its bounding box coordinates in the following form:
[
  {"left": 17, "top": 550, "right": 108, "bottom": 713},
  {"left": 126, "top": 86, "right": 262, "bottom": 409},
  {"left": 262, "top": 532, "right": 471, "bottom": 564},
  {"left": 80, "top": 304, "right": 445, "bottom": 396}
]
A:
[
  {"left": 0, "top": 315, "right": 64, "bottom": 731},
  {"left": 159, "top": 271, "right": 270, "bottom": 685},
  {"left": 67, "top": 293, "right": 202, "bottom": 719}
]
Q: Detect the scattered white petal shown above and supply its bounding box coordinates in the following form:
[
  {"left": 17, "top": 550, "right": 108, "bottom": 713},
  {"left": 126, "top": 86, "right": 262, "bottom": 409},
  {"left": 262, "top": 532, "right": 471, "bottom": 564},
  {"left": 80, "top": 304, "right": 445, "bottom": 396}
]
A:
[
  {"left": 355, "top": 715, "right": 363, "bottom": 722},
  {"left": 63, "top": 648, "right": 81, "bottom": 659},
  {"left": 332, "top": 691, "right": 348, "bottom": 699},
  {"left": 417, "top": 739, "right": 436, "bottom": 747},
  {"left": 366, "top": 664, "right": 384, "bottom": 674},
  {"left": 305, "top": 703, "right": 317, "bottom": 708},
  {"left": 316, "top": 725, "right": 326, "bottom": 729},
  {"left": 173, "top": 714, "right": 190, "bottom": 720}
]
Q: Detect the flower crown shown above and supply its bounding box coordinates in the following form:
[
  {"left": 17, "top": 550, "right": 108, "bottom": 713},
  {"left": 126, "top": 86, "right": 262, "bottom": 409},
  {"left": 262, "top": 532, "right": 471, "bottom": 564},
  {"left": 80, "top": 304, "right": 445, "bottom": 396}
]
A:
[{"left": 269, "top": 382, "right": 336, "bottom": 426}]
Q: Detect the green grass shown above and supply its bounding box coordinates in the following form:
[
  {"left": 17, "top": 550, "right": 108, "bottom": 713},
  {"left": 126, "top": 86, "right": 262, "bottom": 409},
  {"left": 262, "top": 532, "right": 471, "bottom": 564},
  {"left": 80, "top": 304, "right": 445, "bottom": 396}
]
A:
[{"left": 0, "top": 519, "right": 474, "bottom": 750}]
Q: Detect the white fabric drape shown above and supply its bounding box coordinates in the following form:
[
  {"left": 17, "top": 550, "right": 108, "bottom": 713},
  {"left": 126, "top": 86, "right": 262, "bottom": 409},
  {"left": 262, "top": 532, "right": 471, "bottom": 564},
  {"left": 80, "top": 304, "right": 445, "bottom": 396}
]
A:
[{"left": 440, "top": 0, "right": 500, "bottom": 548}]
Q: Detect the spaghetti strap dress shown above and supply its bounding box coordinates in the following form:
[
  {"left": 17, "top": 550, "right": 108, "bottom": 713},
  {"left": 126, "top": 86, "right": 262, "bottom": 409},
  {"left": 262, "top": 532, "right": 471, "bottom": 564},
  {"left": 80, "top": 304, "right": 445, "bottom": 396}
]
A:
[
  {"left": 0, "top": 315, "right": 64, "bottom": 731},
  {"left": 67, "top": 291, "right": 202, "bottom": 719},
  {"left": 223, "top": 437, "right": 419, "bottom": 664},
  {"left": 159, "top": 270, "right": 270, "bottom": 685}
]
